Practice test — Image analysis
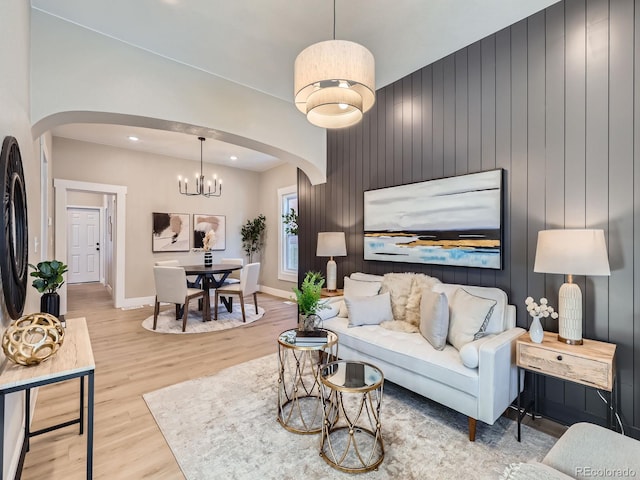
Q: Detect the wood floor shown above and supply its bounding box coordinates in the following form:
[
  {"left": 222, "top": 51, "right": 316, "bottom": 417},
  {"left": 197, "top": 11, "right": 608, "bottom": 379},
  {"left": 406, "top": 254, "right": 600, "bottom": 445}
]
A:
[
  {"left": 21, "top": 283, "right": 563, "bottom": 479},
  {"left": 22, "top": 283, "right": 298, "bottom": 479}
]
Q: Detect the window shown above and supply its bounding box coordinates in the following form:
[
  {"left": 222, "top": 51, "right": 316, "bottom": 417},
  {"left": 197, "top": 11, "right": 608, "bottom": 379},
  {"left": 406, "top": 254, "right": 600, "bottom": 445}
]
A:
[{"left": 278, "top": 185, "right": 298, "bottom": 282}]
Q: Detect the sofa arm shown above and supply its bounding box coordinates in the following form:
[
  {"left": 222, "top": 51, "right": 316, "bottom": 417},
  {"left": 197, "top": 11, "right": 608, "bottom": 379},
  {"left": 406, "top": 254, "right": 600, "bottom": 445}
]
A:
[{"left": 477, "top": 327, "right": 525, "bottom": 424}]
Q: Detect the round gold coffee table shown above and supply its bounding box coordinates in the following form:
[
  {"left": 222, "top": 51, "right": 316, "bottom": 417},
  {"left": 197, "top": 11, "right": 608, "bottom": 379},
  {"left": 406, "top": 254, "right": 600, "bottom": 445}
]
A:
[
  {"left": 319, "top": 360, "right": 384, "bottom": 473},
  {"left": 277, "top": 328, "right": 338, "bottom": 434}
]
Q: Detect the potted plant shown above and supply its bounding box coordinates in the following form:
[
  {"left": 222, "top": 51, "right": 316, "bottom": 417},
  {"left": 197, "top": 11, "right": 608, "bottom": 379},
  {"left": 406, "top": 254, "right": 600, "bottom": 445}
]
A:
[
  {"left": 29, "top": 260, "right": 68, "bottom": 318},
  {"left": 241, "top": 214, "right": 266, "bottom": 262},
  {"left": 293, "top": 271, "right": 326, "bottom": 331}
]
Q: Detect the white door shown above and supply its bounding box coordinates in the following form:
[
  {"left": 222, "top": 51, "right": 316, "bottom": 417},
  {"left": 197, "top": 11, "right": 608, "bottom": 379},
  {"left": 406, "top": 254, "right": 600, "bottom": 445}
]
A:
[{"left": 67, "top": 208, "right": 101, "bottom": 283}]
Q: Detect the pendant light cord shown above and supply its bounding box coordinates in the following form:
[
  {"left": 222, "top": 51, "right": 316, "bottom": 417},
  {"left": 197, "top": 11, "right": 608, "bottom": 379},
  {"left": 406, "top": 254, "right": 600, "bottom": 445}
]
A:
[{"left": 333, "top": 0, "right": 336, "bottom": 40}]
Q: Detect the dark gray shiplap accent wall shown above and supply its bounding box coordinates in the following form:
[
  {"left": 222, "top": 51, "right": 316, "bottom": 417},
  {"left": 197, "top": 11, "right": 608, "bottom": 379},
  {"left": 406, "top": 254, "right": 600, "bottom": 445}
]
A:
[{"left": 297, "top": 0, "right": 640, "bottom": 437}]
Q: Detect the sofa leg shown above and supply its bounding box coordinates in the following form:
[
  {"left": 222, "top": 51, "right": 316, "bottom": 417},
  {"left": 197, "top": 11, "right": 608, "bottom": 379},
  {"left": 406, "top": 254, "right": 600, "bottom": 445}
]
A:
[{"left": 468, "top": 417, "right": 477, "bottom": 442}]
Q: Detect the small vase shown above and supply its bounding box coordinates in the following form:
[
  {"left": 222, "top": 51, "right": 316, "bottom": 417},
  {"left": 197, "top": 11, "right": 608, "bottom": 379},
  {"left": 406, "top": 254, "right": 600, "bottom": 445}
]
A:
[
  {"left": 298, "top": 313, "right": 321, "bottom": 332},
  {"left": 529, "top": 315, "right": 544, "bottom": 343},
  {"left": 204, "top": 251, "right": 213, "bottom": 267}
]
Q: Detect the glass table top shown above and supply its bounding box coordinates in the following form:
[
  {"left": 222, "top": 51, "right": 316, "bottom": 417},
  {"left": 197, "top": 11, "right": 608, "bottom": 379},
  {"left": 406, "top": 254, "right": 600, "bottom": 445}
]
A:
[
  {"left": 278, "top": 328, "right": 338, "bottom": 349},
  {"left": 320, "top": 361, "right": 383, "bottom": 391}
]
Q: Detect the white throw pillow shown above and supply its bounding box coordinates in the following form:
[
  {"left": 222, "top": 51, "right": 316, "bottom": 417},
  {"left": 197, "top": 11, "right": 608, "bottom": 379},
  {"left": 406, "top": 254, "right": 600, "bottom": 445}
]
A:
[
  {"left": 458, "top": 334, "right": 496, "bottom": 368},
  {"left": 346, "top": 292, "right": 393, "bottom": 327},
  {"left": 419, "top": 289, "right": 449, "bottom": 350},
  {"left": 337, "top": 276, "right": 382, "bottom": 317},
  {"left": 447, "top": 288, "right": 497, "bottom": 351}
]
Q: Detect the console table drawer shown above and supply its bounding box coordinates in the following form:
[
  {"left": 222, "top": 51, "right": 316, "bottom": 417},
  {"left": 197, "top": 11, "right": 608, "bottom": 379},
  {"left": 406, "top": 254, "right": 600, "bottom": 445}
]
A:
[{"left": 518, "top": 342, "right": 612, "bottom": 390}]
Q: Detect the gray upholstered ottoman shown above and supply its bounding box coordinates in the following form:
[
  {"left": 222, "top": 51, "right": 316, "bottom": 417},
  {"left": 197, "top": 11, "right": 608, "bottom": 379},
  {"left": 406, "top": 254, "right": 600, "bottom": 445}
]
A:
[{"left": 542, "top": 422, "right": 640, "bottom": 479}]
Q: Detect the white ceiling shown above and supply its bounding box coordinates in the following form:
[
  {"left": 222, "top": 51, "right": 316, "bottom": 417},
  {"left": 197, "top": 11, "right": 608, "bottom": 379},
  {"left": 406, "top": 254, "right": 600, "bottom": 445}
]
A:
[{"left": 33, "top": 0, "right": 560, "bottom": 170}]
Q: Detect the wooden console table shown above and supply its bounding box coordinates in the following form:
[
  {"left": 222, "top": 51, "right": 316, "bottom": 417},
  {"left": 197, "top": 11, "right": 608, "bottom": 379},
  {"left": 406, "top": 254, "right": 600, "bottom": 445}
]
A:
[{"left": 0, "top": 317, "right": 95, "bottom": 479}]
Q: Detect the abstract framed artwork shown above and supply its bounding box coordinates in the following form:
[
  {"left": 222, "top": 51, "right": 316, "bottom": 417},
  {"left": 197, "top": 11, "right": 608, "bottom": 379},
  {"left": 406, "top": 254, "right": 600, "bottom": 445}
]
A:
[
  {"left": 152, "top": 212, "right": 190, "bottom": 252},
  {"left": 364, "top": 169, "right": 504, "bottom": 269},
  {"left": 193, "top": 214, "right": 226, "bottom": 251}
]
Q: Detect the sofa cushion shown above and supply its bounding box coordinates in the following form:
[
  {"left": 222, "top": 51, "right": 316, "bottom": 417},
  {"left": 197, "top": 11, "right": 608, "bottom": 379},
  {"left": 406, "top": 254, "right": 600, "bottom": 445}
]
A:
[
  {"left": 350, "top": 272, "right": 385, "bottom": 283},
  {"left": 346, "top": 292, "right": 393, "bottom": 327},
  {"left": 322, "top": 316, "right": 479, "bottom": 396},
  {"left": 419, "top": 289, "right": 449, "bottom": 350},
  {"left": 447, "top": 288, "right": 497, "bottom": 350},
  {"left": 433, "top": 283, "right": 508, "bottom": 333},
  {"left": 337, "top": 276, "right": 382, "bottom": 317}
]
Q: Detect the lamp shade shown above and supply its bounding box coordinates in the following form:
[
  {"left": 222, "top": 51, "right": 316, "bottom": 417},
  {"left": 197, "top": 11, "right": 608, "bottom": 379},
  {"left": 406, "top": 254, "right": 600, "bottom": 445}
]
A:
[
  {"left": 294, "top": 40, "right": 375, "bottom": 129},
  {"left": 316, "top": 232, "right": 347, "bottom": 257},
  {"left": 533, "top": 229, "right": 610, "bottom": 276}
]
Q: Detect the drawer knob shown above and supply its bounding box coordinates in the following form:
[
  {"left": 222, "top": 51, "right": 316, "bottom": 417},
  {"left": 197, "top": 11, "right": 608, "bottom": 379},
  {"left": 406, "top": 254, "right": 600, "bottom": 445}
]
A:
[{"left": 557, "top": 355, "right": 563, "bottom": 361}]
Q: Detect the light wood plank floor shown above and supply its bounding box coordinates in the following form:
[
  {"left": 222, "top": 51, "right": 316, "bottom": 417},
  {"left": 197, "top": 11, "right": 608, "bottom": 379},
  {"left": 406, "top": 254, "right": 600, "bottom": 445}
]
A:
[
  {"left": 22, "top": 283, "right": 298, "bottom": 479},
  {"left": 21, "top": 283, "right": 563, "bottom": 479}
]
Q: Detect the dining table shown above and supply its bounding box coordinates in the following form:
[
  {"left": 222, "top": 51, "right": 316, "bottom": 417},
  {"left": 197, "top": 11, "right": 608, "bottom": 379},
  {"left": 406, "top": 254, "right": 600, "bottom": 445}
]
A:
[{"left": 183, "top": 264, "right": 243, "bottom": 321}]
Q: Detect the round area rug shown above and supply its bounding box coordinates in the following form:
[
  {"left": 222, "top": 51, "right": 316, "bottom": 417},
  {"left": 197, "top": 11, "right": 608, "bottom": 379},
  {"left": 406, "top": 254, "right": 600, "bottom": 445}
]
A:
[{"left": 142, "top": 302, "right": 265, "bottom": 334}]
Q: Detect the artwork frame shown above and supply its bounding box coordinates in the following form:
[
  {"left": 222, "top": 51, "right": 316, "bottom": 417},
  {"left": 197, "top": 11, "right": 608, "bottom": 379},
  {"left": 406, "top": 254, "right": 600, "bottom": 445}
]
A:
[
  {"left": 363, "top": 169, "right": 504, "bottom": 269},
  {"left": 193, "top": 214, "right": 226, "bottom": 251},
  {"left": 152, "top": 212, "right": 190, "bottom": 252}
]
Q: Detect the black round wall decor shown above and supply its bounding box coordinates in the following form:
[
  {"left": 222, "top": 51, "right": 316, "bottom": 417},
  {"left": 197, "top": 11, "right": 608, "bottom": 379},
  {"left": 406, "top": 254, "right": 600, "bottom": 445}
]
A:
[{"left": 0, "top": 136, "right": 29, "bottom": 319}]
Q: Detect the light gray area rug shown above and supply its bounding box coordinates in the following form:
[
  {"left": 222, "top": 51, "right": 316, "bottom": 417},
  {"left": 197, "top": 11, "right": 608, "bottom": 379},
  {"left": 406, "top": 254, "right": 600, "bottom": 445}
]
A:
[
  {"left": 143, "top": 354, "right": 557, "bottom": 479},
  {"left": 141, "top": 302, "right": 264, "bottom": 334}
]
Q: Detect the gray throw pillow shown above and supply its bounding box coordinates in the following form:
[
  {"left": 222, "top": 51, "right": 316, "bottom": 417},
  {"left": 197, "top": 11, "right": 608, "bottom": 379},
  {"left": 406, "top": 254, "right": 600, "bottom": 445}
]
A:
[{"left": 419, "top": 289, "right": 449, "bottom": 350}]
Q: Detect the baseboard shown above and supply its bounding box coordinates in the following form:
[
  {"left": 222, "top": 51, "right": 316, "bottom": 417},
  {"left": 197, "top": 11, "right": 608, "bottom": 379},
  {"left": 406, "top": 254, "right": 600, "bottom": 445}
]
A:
[
  {"left": 258, "top": 285, "right": 295, "bottom": 300},
  {"left": 120, "top": 296, "right": 154, "bottom": 309}
]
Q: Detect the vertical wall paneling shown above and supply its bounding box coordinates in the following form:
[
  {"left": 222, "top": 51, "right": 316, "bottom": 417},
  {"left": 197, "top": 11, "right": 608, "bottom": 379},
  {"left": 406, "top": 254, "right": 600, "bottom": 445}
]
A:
[
  {"left": 608, "top": 0, "right": 635, "bottom": 430},
  {"left": 509, "top": 20, "right": 529, "bottom": 328},
  {"left": 634, "top": 0, "right": 640, "bottom": 430},
  {"left": 297, "top": 0, "right": 640, "bottom": 438},
  {"left": 527, "top": 12, "right": 547, "bottom": 328},
  {"left": 494, "top": 27, "right": 512, "bottom": 293}
]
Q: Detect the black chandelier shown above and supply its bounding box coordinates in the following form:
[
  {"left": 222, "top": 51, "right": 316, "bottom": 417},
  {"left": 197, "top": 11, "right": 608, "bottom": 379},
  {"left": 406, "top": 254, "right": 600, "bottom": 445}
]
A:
[{"left": 177, "top": 137, "right": 222, "bottom": 197}]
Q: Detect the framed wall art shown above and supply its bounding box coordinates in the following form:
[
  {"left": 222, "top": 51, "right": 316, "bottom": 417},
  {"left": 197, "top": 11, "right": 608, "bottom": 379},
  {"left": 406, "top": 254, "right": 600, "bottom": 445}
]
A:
[
  {"left": 152, "top": 212, "right": 190, "bottom": 252},
  {"left": 193, "top": 214, "right": 226, "bottom": 251},
  {"left": 363, "top": 169, "right": 503, "bottom": 269}
]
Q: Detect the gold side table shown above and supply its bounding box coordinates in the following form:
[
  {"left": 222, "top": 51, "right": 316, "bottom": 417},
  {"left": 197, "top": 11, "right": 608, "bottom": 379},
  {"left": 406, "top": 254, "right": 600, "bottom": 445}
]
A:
[
  {"left": 319, "top": 360, "right": 384, "bottom": 473},
  {"left": 277, "top": 328, "right": 338, "bottom": 434}
]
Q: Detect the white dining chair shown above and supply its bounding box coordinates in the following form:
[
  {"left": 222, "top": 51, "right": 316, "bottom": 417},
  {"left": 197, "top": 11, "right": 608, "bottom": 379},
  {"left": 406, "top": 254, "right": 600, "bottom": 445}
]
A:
[
  {"left": 153, "top": 266, "right": 208, "bottom": 332},
  {"left": 214, "top": 262, "right": 260, "bottom": 322},
  {"left": 219, "top": 258, "right": 244, "bottom": 285},
  {"left": 155, "top": 259, "right": 199, "bottom": 288}
]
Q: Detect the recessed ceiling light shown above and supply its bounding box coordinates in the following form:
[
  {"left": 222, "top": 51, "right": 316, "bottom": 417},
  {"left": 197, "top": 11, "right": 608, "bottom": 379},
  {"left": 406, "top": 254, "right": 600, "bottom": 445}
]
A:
[
  {"left": 230, "top": 155, "right": 238, "bottom": 161},
  {"left": 128, "top": 136, "right": 139, "bottom": 142}
]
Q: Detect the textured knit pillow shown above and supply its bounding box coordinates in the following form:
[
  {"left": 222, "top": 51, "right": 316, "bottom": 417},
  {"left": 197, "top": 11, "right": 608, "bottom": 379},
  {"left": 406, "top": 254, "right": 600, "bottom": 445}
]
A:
[
  {"left": 447, "top": 288, "right": 497, "bottom": 351},
  {"left": 379, "top": 273, "right": 415, "bottom": 321},
  {"left": 346, "top": 292, "right": 393, "bottom": 327},
  {"left": 405, "top": 274, "right": 442, "bottom": 327},
  {"left": 419, "top": 289, "right": 449, "bottom": 350},
  {"left": 337, "top": 276, "right": 382, "bottom": 317}
]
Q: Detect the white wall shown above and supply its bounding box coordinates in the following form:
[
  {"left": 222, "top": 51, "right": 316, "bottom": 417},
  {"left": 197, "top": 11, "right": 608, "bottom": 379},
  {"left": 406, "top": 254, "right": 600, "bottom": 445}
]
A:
[
  {"left": 258, "top": 163, "right": 298, "bottom": 294},
  {"left": 30, "top": 10, "right": 328, "bottom": 185},
  {"left": 52, "top": 137, "right": 263, "bottom": 299},
  {"left": 0, "top": 3, "right": 41, "bottom": 477}
]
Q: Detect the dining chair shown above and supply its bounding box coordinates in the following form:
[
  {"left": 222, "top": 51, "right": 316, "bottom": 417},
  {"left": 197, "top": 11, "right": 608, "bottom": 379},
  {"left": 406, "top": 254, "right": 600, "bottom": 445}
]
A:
[
  {"left": 219, "top": 258, "right": 244, "bottom": 285},
  {"left": 214, "top": 262, "right": 260, "bottom": 322},
  {"left": 153, "top": 266, "right": 209, "bottom": 332},
  {"left": 155, "top": 259, "right": 199, "bottom": 288}
]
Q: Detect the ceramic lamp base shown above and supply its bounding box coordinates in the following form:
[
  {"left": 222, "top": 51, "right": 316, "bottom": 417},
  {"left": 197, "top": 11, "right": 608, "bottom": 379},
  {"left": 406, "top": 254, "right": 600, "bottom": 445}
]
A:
[
  {"left": 558, "top": 282, "right": 583, "bottom": 345},
  {"left": 326, "top": 258, "right": 337, "bottom": 291}
]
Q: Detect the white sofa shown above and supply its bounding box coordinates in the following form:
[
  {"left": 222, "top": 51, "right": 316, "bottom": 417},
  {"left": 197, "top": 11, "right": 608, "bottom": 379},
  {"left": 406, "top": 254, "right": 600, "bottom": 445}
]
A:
[{"left": 321, "top": 273, "right": 524, "bottom": 441}]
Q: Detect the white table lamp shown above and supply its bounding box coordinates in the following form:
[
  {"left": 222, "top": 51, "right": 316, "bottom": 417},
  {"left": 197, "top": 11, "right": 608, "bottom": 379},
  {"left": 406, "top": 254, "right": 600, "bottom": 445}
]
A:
[
  {"left": 316, "top": 232, "right": 347, "bottom": 291},
  {"left": 534, "top": 229, "right": 610, "bottom": 345}
]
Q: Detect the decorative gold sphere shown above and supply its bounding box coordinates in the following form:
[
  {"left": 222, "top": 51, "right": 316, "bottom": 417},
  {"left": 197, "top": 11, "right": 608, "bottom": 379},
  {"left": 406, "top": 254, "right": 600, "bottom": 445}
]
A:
[{"left": 2, "top": 313, "right": 65, "bottom": 366}]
